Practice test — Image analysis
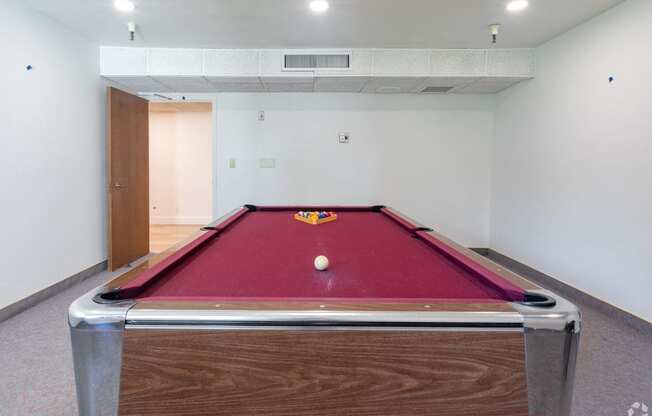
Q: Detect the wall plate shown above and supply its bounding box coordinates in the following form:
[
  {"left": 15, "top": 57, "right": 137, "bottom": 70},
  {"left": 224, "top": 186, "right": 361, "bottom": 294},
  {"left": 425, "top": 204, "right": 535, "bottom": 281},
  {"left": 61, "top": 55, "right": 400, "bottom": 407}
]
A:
[{"left": 259, "top": 158, "right": 276, "bottom": 168}]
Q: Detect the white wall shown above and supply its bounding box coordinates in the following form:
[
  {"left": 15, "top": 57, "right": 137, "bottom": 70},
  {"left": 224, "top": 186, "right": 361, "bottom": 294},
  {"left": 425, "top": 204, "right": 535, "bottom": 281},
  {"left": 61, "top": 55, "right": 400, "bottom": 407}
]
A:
[
  {"left": 0, "top": 1, "right": 107, "bottom": 309},
  {"left": 150, "top": 111, "right": 213, "bottom": 224},
  {"left": 4, "top": 0, "right": 647, "bottom": 324},
  {"left": 491, "top": 0, "right": 652, "bottom": 321},
  {"left": 215, "top": 93, "right": 495, "bottom": 247}
]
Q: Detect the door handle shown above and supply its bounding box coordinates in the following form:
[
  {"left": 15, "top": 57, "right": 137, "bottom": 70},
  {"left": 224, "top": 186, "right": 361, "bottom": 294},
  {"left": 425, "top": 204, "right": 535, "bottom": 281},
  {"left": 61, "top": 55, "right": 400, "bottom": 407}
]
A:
[{"left": 113, "top": 182, "right": 124, "bottom": 189}]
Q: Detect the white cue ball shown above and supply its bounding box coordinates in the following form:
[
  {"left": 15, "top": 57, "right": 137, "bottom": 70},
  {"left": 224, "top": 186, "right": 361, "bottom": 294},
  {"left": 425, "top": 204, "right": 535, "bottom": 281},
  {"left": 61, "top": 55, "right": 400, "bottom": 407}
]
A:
[{"left": 314, "top": 255, "right": 329, "bottom": 271}]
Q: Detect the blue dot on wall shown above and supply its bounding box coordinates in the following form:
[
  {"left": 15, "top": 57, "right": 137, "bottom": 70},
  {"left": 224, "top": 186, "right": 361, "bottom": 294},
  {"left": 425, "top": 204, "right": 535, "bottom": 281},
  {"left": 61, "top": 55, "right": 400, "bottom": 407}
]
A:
[
  {"left": 26, "top": 65, "right": 33, "bottom": 71},
  {"left": 608, "top": 76, "right": 615, "bottom": 83}
]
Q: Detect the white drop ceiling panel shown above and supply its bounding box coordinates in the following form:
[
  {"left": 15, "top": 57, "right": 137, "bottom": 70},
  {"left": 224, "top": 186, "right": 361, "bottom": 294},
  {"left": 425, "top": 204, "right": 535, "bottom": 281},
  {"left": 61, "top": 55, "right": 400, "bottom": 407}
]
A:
[
  {"left": 363, "top": 77, "right": 427, "bottom": 94},
  {"left": 150, "top": 76, "right": 216, "bottom": 92},
  {"left": 457, "top": 77, "right": 530, "bottom": 94},
  {"left": 314, "top": 77, "right": 369, "bottom": 93},
  {"left": 262, "top": 77, "right": 315, "bottom": 92},
  {"left": 106, "top": 76, "right": 169, "bottom": 92},
  {"left": 205, "top": 77, "right": 266, "bottom": 92},
  {"left": 417, "top": 77, "right": 481, "bottom": 93}
]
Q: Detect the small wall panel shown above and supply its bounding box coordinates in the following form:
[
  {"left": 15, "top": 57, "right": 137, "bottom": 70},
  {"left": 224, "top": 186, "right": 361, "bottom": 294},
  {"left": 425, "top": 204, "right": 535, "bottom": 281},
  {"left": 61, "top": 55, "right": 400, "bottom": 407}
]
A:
[
  {"left": 372, "top": 49, "right": 430, "bottom": 76},
  {"left": 119, "top": 329, "right": 528, "bottom": 416},
  {"left": 431, "top": 49, "right": 487, "bottom": 76},
  {"left": 100, "top": 47, "right": 148, "bottom": 76},
  {"left": 487, "top": 49, "right": 535, "bottom": 77},
  {"left": 148, "top": 48, "right": 204, "bottom": 76},
  {"left": 204, "top": 49, "right": 260, "bottom": 76}
]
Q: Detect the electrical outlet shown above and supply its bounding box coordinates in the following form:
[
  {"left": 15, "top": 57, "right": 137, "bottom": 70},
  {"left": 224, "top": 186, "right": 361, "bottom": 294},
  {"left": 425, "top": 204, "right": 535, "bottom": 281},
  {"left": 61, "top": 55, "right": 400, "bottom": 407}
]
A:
[
  {"left": 258, "top": 111, "right": 265, "bottom": 121},
  {"left": 338, "top": 132, "right": 350, "bottom": 144}
]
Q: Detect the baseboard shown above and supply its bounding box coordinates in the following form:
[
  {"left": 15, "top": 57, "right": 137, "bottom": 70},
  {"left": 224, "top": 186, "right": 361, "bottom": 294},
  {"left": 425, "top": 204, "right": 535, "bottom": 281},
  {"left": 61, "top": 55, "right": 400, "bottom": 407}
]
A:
[
  {"left": 471, "top": 248, "right": 651, "bottom": 335},
  {"left": 0, "top": 261, "right": 107, "bottom": 323},
  {"left": 151, "top": 216, "right": 211, "bottom": 225}
]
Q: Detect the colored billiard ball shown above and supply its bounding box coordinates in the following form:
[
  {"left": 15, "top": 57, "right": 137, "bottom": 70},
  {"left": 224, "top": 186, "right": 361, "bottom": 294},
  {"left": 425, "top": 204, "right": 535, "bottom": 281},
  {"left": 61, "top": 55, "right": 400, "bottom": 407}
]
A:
[{"left": 314, "top": 255, "right": 329, "bottom": 271}]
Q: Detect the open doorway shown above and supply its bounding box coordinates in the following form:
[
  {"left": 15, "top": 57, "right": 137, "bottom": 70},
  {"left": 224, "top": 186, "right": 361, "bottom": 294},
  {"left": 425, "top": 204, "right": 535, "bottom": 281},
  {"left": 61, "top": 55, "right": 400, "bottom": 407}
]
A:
[{"left": 148, "top": 101, "right": 213, "bottom": 253}]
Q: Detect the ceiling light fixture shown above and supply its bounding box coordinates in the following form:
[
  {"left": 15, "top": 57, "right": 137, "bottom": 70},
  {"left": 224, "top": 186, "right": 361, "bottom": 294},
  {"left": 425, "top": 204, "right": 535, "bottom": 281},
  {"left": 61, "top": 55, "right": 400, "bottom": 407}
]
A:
[
  {"left": 114, "top": 0, "right": 135, "bottom": 13},
  {"left": 506, "top": 0, "right": 529, "bottom": 12},
  {"left": 309, "top": 0, "right": 329, "bottom": 13}
]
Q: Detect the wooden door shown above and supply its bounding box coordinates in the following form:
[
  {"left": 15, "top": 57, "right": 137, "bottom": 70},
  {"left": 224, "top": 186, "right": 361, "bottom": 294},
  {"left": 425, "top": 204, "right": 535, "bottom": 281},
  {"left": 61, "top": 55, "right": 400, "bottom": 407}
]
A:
[{"left": 107, "top": 87, "right": 150, "bottom": 270}]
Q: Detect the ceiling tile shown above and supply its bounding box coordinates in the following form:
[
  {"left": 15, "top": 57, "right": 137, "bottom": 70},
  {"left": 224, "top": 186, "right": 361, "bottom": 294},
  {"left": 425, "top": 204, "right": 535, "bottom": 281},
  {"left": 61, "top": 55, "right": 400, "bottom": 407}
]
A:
[
  {"left": 363, "top": 77, "right": 426, "bottom": 94},
  {"left": 105, "top": 76, "right": 168, "bottom": 92},
  {"left": 457, "top": 77, "right": 531, "bottom": 94},
  {"left": 205, "top": 76, "right": 266, "bottom": 92},
  {"left": 314, "top": 77, "right": 369, "bottom": 93},
  {"left": 261, "top": 76, "right": 315, "bottom": 92},
  {"left": 417, "top": 76, "right": 480, "bottom": 90},
  {"left": 150, "top": 76, "right": 216, "bottom": 92}
]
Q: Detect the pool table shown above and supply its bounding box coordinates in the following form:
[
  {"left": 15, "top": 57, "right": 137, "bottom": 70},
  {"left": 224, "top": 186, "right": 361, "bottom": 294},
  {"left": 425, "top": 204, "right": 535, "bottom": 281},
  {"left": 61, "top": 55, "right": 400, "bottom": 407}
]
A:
[{"left": 69, "top": 205, "right": 580, "bottom": 416}]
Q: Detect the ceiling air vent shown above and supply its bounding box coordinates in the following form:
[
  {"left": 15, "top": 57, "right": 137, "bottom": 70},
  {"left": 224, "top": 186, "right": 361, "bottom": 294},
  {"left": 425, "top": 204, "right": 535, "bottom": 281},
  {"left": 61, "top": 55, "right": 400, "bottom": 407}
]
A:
[
  {"left": 283, "top": 54, "right": 351, "bottom": 71},
  {"left": 420, "top": 86, "right": 455, "bottom": 94}
]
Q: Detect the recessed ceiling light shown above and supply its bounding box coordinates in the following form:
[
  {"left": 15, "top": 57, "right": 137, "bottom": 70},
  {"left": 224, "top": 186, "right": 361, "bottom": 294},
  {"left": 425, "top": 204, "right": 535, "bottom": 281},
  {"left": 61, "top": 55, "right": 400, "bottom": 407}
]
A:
[
  {"left": 506, "top": 0, "right": 529, "bottom": 12},
  {"left": 114, "top": 0, "right": 135, "bottom": 13},
  {"left": 309, "top": 0, "right": 329, "bottom": 13}
]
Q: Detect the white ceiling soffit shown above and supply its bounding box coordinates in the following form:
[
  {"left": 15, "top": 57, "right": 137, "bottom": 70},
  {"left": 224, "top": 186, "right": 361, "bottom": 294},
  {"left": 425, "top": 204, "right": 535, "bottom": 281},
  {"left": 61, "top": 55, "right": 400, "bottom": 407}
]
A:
[
  {"left": 22, "top": 0, "right": 625, "bottom": 49},
  {"left": 101, "top": 47, "right": 534, "bottom": 94}
]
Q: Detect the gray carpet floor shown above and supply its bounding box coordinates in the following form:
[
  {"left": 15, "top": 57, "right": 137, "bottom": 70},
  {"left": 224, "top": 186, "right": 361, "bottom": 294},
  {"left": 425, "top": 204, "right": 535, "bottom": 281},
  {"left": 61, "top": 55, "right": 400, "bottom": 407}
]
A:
[{"left": 0, "top": 263, "right": 650, "bottom": 416}]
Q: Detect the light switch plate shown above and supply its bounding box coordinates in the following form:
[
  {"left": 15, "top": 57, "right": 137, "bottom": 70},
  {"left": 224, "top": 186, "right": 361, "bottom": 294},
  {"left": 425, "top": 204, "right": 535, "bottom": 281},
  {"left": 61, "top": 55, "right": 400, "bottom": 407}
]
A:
[
  {"left": 228, "top": 158, "right": 236, "bottom": 168},
  {"left": 339, "top": 132, "right": 350, "bottom": 144},
  {"left": 258, "top": 111, "right": 265, "bottom": 121},
  {"left": 259, "top": 158, "right": 276, "bottom": 168}
]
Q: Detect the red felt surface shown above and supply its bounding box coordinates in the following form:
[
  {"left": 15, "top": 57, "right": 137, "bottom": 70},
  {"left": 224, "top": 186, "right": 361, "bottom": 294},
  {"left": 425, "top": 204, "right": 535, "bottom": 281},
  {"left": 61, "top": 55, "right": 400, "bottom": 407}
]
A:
[{"left": 134, "top": 209, "right": 525, "bottom": 302}]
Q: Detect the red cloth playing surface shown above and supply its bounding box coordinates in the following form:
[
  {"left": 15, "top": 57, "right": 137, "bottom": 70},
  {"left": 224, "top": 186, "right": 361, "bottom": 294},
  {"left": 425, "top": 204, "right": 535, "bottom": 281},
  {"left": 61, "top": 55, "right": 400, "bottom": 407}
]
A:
[{"left": 126, "top": 208, "right": 525, "bottom": 303}]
